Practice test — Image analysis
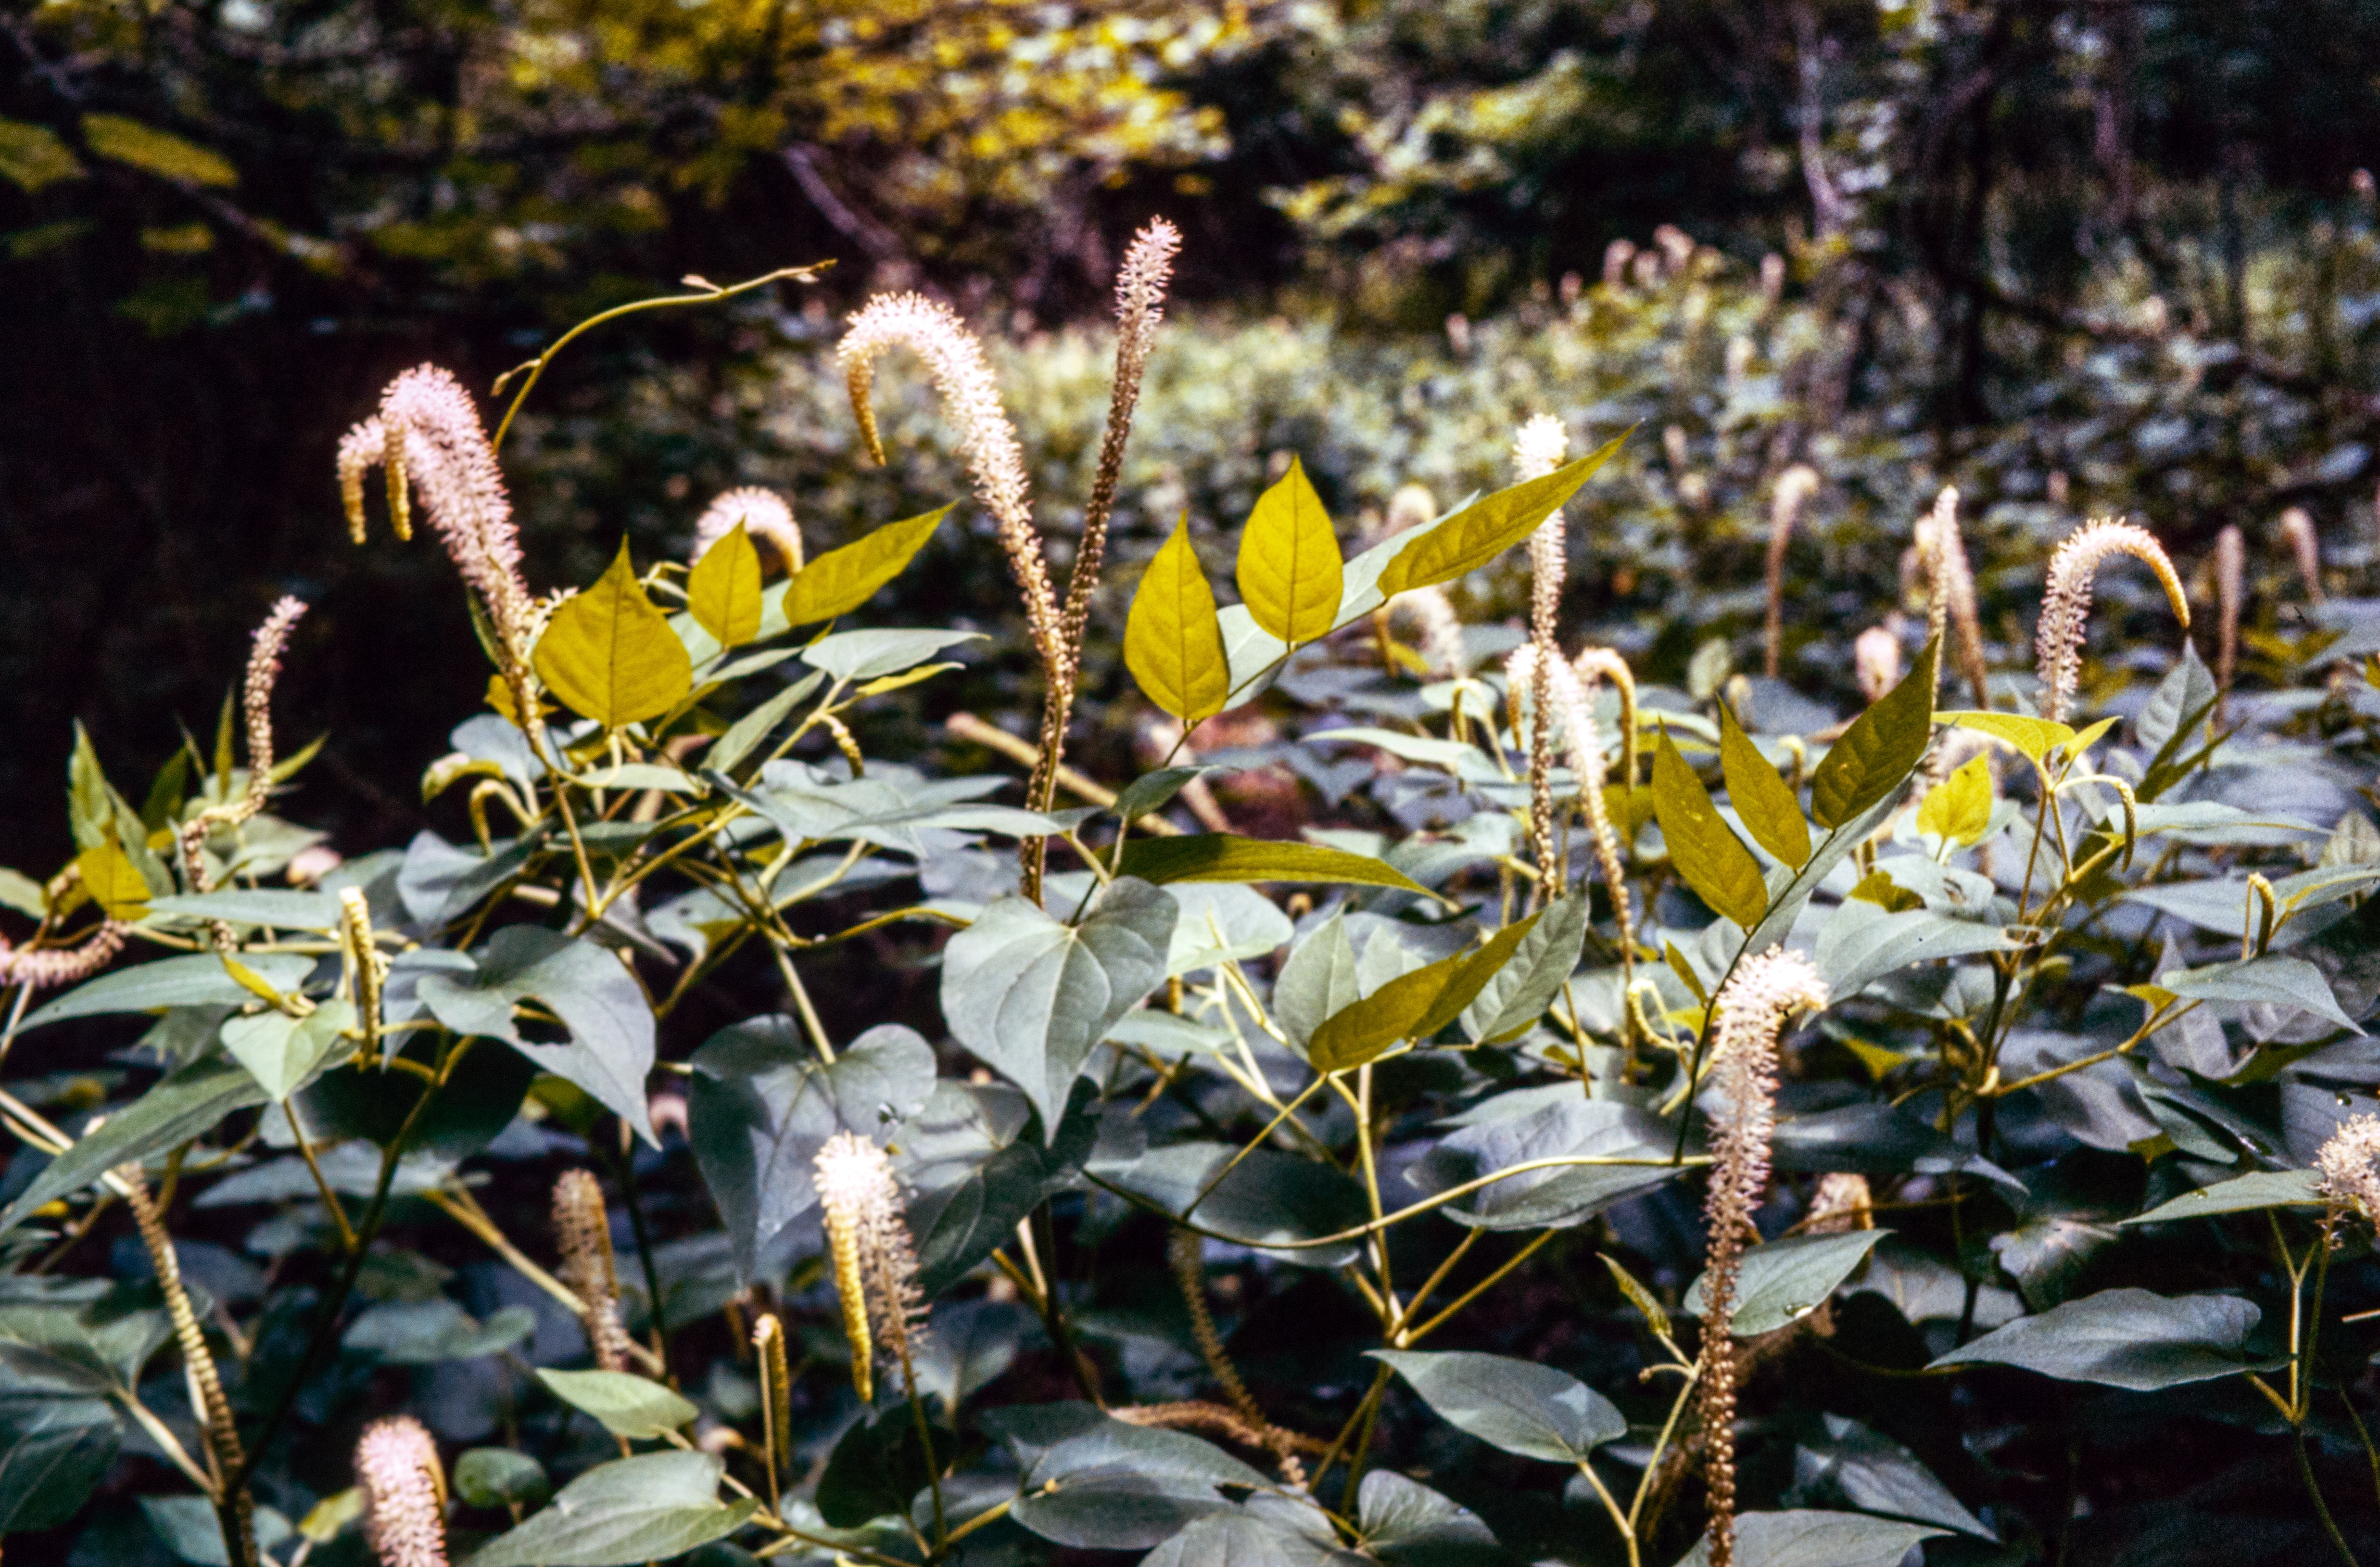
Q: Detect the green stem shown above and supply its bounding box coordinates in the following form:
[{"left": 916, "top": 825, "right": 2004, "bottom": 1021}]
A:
[{"left": 604, "top": 1128, "right": 672, "bottom": 1376}]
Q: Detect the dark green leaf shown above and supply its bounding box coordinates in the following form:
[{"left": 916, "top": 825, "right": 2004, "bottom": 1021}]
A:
[
  {"left": 1684, "top": 1231, "right": 1888, "bottom": 1336},
  {"left": 1371, "top": 1350, "right": 1624, "bottom": 1463},
  {"left": 462, "top": 1452, "right": 757, "bottom": 1567},
  {"left": 456, "top": 1449, "right": 552, "bottom": 1512},
  {"left": 1459, "top": 896, "right": 1589, "bottom": 1045},
  {"left": 0, "top": 1055, "right": 268, "bottom": 1240},
  {"left": 2123, "top": 1169, "right": 2321, "bottom": 1225},
  {"left": 1928, "top": 1288, "right": 2269, "bottom": 1389},
  {"left": 1673, "top": 1510, "right": 1948, "bottom": 1567}
]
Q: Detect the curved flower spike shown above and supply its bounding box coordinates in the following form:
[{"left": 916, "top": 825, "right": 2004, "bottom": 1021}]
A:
[
  {"left": 2034, "top": 519, "right": 2189, "bottom": 724},
  {"left": 837, "top": 293, "right": 1057, "bottom": 666},
  {"left": 0, "top": 919, "right": 126, "bottom": 991},
  {"left": 693, "top": 486, "right": 803, "bottom": 575}
]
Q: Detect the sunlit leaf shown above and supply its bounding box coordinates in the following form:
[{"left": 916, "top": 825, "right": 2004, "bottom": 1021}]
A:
[
  {"left": 533, "top": 541, "right": 693, "bottom": 729},
  {"left": 1914, "top": 752, "right": 1994, "bottom": 845},
  {"left": 1308, "top": 915, "right": 1538, "bottom": 1072},
  {"left": 1810, "top": 634, "right": 1937, "bottom": 829},
  {"left": 1125, "top": 516, "right": 1230, "bottom": 724},
  {"left": 1235, "top": 456, "right": 1342, "bottom": 645},
  {"left": 75, "top": 835, "right": 150, "bottom": 920},
  {"left": 1719, "top": 703, "right": 1809, "bottom": 866},
  {"left": 686, "top": 521, "right": 762, "bottom": 648},
  {"left": 1377, "top": 433, "right": 1628, "bottom": 595},
  {"left": 1652, "top": 728, "right": 1766, "bottom": 930},
  {"left": 1115, "top": 834, "right": 1427, "bottom": 894},
  {"left": 783, "top": 505, "right": 950, "bottom": 627}
]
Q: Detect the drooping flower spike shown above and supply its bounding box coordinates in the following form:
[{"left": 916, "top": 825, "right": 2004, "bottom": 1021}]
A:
[
  {"left": 552, "top": 1169, "right": 633, "bottom": 1373},
  {"left": 814, "top": 1130, "right": 926, "bottom": 1404},
  {"left": 2034, "top": 519, "right": 2189, "bottom": 724},
  {"left": 693, "top": 486, "right": 803, "bottom": 575}
]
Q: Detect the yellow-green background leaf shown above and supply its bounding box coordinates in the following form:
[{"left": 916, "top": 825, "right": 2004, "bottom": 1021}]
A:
[
  {"left": 1236, "top": 456, "right": 1342, "bottom": 645},
  {"left": 1125, "top": 516, "right": 1229, "bottom": 724},
  {"left": 1116, "top": 835, "right": 1426, "bottom": 895},
  {"left": 0, "top": 118, "right": 85, "bottom": 193},
  {"left": 1719, "top": 704, "right": 1809, "bottom": 866},
  {"left": 1811, "top": 635, "right": 1939, "bottom": 829},
  {"left": 687, "top": 522, "right": 762, "bottom": 648},
  {"left": 784, "top": 504, "right": 950, "bottom": 627},
  {"left": 534, "top": 541, "right": 693, "bottom": 729},
  {"left": 1378, "top": 432, "right": 1627, "bottom": 595},
  {"left": 1915, "top": 752, "right": 1994, "bottom": 845},
  {"left": 1652, "top": 728, "right": 1767, "bottom": 930},
  {"left": 80, "top": 114, "right": 236, "bottom": 187}
]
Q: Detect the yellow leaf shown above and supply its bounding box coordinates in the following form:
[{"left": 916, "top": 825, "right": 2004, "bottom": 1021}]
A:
[
  {"left": 1235, "top": 456, "right": 1342, "bottom": 646},
  {"left": 1915, "top": 752, "right": 1994, "bottom": 845},
  {"left": 75, "top": 835, "right": 150, "bottom": 920},
  {"left": 80, "top": 114, "right": 236, "bottom": 188},
  {"left": 1125, "top": 515, "right": 1229, "bottom": 725},
  {"left": 1718, "top": 703, "right": 1809, "bottom": 866},
  {"left": 0, "top": 117, "right": 85, "bottom": 194},
  {"left": 1378, "top": 432, "right": 1629, "bottom": 596},
  {"left": 532, "top": 541, "right": 693, "bottom": 730},
  {"left": 1651, "top": 727, "right": 1768, "bottom": 930},
  {"left": 1938, "top": 710, "right": 2076, "bottom": 766},
  {"left": 784, "top": 505, "right": 951, "bottom": 627},
  {"left": 688, "top": 522, "right": 763, "bottom": 648}
]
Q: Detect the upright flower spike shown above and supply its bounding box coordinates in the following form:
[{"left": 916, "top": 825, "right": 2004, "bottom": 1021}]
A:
[
  {"left": 356, "top": 1415, "right": 449, "bottom": 1567},
  {"left": 693, "top": 487, "right": 803, "bottom": 575},
  {"left": 241, "top": 595, "right": 306, "bottom": 818},
  {"left": 1504, "top": 646, "right": 1635, "bottom": 953},
  {"left": 340, "top": 366, "right": 535, "bottom": 665},
  {"left": 1695, "top": 946, "right": 1829, "bottom": 1567},
  {"left": 836, "top": 293, "right": 1058, "bottom": 668},
  {"left": 552, "top": 1169, "right": 632, "bottom": 1373},
  {"left": 1915, "top": 487, "right": 1989, "bottom": 706},
  {"left": 2034, "top": 519, "right": 2190, "bottom": 724},
  {"left": 2280, "top": 506, "right": 2325, "bottom": 604},
  {"left": 1762, "top": 466, "right": 1820, "bottom": 679},
  {"left": 813, "top": 1131, "right": 926, "bottom": 1404},
  {"left": 2214, "top": 524, "right": 2245, "bottom": 696},
  {"left": 1513, "top": 414, "right": 1570, "bottom": 892}
]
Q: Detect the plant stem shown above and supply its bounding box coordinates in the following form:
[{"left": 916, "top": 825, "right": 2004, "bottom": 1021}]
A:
[{"left": 604, "top": 1126, "right": 672, "bottom": 1376}]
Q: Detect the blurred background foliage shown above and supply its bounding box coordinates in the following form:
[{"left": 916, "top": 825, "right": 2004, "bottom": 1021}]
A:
[{"left": 7, "top": 0, "right": 2380, "bottom": 886}]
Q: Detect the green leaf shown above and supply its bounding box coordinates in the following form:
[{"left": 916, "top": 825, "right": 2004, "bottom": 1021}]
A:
[
  {"left": 463, "top": 1451, "right": 757, "bottom": 1567},
  {"left": 1270, "top": 912, "right": 1362, "bottom": 1051},
  {"left": 0, "top": 1396, "right": 118, "bottom": 1531},
  {"left": 817, "top": 1405, "right": 950, "bottom": 1527},
  {"left": 1377, "top": 433, "right": 1628, "bottom": 595},
  {"left": 2123, "top": 1169, "right": 2322, "bottom": 1225},
  {"left": 1104, "top": 1142, "right": 1367, "bottom": 1267},
  {"left": 688, "top": 1020, "right": 938, "bottom": 1281},
  {"left": 145, "top": 890, "right": 340, "bottom": 930},
  {"left": 939, "top": 878, "right": 1177, "bottom": 1129},
  {"left": 2158, "top": 955, "right": 2361, "bottom": 1034},
  {"left": 1914, "top": 752, "right": 1994, "bottom": 845},
  {"left": 0, "top": 1055, "right": 269, "bottom": 1239},
  {"left": 1235, "top": 456, "right": 1343, "bottom": 646},
  {"left": 1684, "top": 1230, "right": 1887, "bottom": 1336},
  {"left": 1937, "top": 710, "right": 2076, "bottom": 767},
  {"left": 1007, "top": 1407, "right": 1270, "bottom": 1550},
  {"left": 0, "top": 117, "right": 86, "bottom": 194},
  {"left": 801, "top": 627, "right": 980, "bottom": 683},
  {"left": 1459, "top": 895, "right": 1590, "bottom": 1045},
  {"left": 1810, "top": 635, "right": 1938, "bottom": 829},
  {"left": 1791, "top": 1415, "right": 1995, "bottom": 1538},
  {"left": 687, "top": 522, "right": 763, "bottom": 648},
  {"left": 417, "top": 927, "right": 660, "bottom": 1144},
  {"left": 535, "top": 1369, "right": 700, "bottom": 1439},
  {"left": 80, "top": 114, "right": 236, "bottom": 187},
  {"left": 220, "top": 998, "right": 355, "bottom": 1101},
  {"left": 534, "top": 541, "right": 693, "bottom": 729},
  {"left": 1674, "top": 1511, "right": 1949, "bottom": 1567},
  {"left": 1652, "top": 728, "right": 1767, "bottom": 930},
  {"left": 0, "top": 866, "right": 45, "bottom": 920},
  {"left": 1813, "top": 902, "right": 2033, "bottom": 1000},
  {"left": 76, "top": 834, "right": 151, "bottom": 919},
  {"left": 1719, "top": 704, "right": 1809, "bottom": 866},
  {"left": 23, "top": 950, "right": 312, "bottom": 1033},
  {"left": 455, "top": 1450, "right": 551, "bottom": 1512},
  {"left": 1116, "top": 834, "right": 1428, "bottom": 895},
  {"left": 1370, "top": 1350, "right": 1625, "bottom": 1463},
  {"left": 707, "top": 671, "right": 824, "bottom": 777},
  {"left": 1308, "top": 915, "right": 1540, "bottom": 1072},
  {"left": 1928, "top": 1288, "right": 2270, "bottom": 1389},
  {"left": 1126, "top": 515, "right": 1230, "bottom": 724},
  {"left": 783, "top": 504, "right": 949, "bottom": 626},
  {"left": 1109, "top": 766, "right": 1222, "bottom": 825}
]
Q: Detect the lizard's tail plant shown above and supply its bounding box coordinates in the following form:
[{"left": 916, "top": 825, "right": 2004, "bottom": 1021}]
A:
[
  {"left": 552, "top": 1169, "right": 633, "bottom": 1373},
  {"left": 339, "top": 886, "right": 387, "bottom": 1065},
  {"left": 2280, "top": 506, "right": 2325, "bottom": 604},
  {"left": 1166, "top": 1228, "right": 1307, "bottom": 1485},
  {"left": 1573, "top": 646, "right": 1640, "bottom": 792},
  {"left": 120, "top": 1160, "right": 257, "bottom": 1566},
  {"left": 1762, "top": 465, "right": 1819, "bottom": 679},
  {"left": 693, "top": 486, "right": 803, "bottom": 575},
  {"left": 1505, "top": 645, "right": 1634, "bottom": 954},
  {"left": 839, "top": 219, "right": 1180, "bottom": 901},
  {"left": 1853, "top": 625, "right": 1902, "bottom": 703},
  {"left": 1914, "top": 487, "right": 1989, "bottom": 706},
  {"left": 813, "top": 1130, "right": 927, "bottom": 1405},
  {"left": 0, "top": 913, "right": 125, "bottom": 992},
  {"left": 342, "top": 367, "right": 537, "bottom": 674},
  {"left": 1515, "top": 413, "right": 1570, "bottom": 892},
  {"left": 356, "top": 1415, "right": 449, "bottom": 1567},
  {"left": 2034, "top": 518, "right": 2190, "bottom": 725},
  {"left": 1696, "top": 946, "right": 1828, "bottom": 1567},
  {"left": 2316, "top": 1114, "right": 2380, "bottom": 1245},
  {"left": 751, "top": 1312, "right": 792, "bottom": 1513},
  {"left": 179, "top": 595, "right": 307, "bottom": 936},
  {"left": 2215, "top": 523, "right": 2245, "bottom": 699}
]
